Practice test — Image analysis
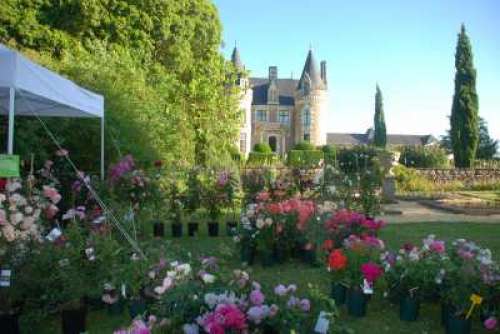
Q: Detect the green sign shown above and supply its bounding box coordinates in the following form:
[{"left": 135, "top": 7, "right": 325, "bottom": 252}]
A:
[{"left": 0, "top": 155, "right": 20, "bottom": 177}]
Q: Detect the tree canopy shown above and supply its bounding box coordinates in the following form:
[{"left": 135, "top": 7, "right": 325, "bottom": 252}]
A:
[
  {"left": 0, "top": 0, "right": 241, "bottom": 171},
  {"left": 373, "top": 84, "right": 386, "bottom": 147},
  {"left": 450, "top": 24, "right": 479, "bottom": 168}
]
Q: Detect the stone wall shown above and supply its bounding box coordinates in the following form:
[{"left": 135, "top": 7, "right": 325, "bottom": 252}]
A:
[{"left": 414, "top": 168, "right": 500, "bottom": 184}]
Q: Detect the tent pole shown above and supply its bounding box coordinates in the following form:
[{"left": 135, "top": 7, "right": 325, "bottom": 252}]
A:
[
  {"left": 7, "top": 87, "right": 15, "bottom": 154},
  {"left": 100, "top": 117, "right": 105, "bottom": 181}
]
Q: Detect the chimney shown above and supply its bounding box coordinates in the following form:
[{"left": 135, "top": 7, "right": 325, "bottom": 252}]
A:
[
  {"left": 269, "top": 66, "right": 278, "bottom": 81},
  {"left": 320, "top": 61, "right": 327, "bottom": 86}
]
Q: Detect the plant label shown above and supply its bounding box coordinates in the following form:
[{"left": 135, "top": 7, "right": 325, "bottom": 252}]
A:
[
  {"left": 362, "top": 279, "right": 373, "bottom": 294},
  {"left": 314, "top": 311, "right": 330, "bottom": 334},
  {"left": 0, "top": 269, "right": 12, "bottom": 287},
  {"left": 46, "top": 227, "right": 62, "bottom": 242}
]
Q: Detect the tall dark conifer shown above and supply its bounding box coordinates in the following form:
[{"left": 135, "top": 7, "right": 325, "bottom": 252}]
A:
[
  {"left": 374, "top": 84, "right": 387, "bottom": 147},
  {"left": 450, "top": 24, "right": 479, "bottom": 167}
]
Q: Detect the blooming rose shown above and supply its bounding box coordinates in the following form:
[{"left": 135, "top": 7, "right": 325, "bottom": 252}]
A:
[
  {"left": 484, "top": 317, "right": 498, "bottom": 331},
  {"left": 328, "top": 249, "right": 348, "bottom": 271},
  {"left": 361, "top": 262, "right": 383, "bottom": 283}
]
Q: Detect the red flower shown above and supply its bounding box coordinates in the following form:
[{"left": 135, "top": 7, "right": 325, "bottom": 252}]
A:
[
  {"left": 0, "top": 178, "right": 6, "bottom": 191},
  {"left": 328, "top": 249, "right": 348, "bottom": 270},
  {"left": 361, "top": 262, "right": 383, "bottom": 283}
]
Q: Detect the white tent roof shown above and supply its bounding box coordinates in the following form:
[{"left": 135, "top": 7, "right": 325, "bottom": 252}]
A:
[{"left": 0, "top": 43, "right": 104, "bottom": 118}]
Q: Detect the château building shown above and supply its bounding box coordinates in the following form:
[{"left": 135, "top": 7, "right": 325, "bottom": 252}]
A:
[
  {"left": 232, "top": 46, "right": 436, "bottom": 156},
  {"left": 232, "top": 47, "right": 328, "bottom": 156}
]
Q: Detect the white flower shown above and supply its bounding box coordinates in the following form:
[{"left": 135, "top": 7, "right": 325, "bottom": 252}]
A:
[
  {"left": 204, "top": 293, "right": 218, "bottom": 308},
  {"left": 264, "top": 218, "right": 273, "bottom": 226},
  {"left": 201, "top": 273, "right": 216, "bottom": 284},
  {"left": 256, "top": 218, "right": 265, "bottom": 229}
]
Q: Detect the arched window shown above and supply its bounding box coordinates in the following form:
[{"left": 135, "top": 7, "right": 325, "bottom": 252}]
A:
[{"left": 302, "top": 106, "right": 311, "bottom": 141}]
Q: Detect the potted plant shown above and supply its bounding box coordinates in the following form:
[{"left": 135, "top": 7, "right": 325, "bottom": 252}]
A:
[
  {"left": 185, "top": 168, "right": 202, "bottom": 237},
  {"left": 327, "top": 249, "right": 348, "bottom": 305},
  {"left": 341, "top": 235, "right": 384, "bottom": 317},
  {"left": 168, "top": 181, "right": 184, "bottom": 238}
]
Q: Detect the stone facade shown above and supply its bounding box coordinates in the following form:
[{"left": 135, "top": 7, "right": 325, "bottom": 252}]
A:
[{"left": 232, "top": 48, "right": 328, "bottom": 155}]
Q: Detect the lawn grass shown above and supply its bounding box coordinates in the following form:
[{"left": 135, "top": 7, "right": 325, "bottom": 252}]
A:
[{"left": 32, "top": 222, "right": 500, "bottom": 333}]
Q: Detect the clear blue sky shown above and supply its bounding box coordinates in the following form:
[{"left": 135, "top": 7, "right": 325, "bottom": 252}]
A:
[{"left": 214, "top": 0, "right": 500, "bottom": 140}]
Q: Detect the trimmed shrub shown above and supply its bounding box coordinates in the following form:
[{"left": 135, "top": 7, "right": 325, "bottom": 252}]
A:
[
  {"left": 399, "top": 146, "right": 449, "bottom": 168},
  {"left": 336, "top": 146, "right": 381, "bottom": 173},
  {"left": 293, "top": 141, "right": 316, "bottom": 151},
  {"left": 287, "top": 150, "right": 324, "bottom": 168},
  {"left": 322, "top": 145, "right": 337, "bottom": 165},
  {"left": 253, "top": 143, "right": 273, "bottom": 154}
]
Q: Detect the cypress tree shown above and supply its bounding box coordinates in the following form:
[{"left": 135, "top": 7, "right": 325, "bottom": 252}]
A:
[
  {"left": 374, "top": 84, "right": 387, "bottom": 147},
  {"left": 450, "top": 24, "right": 479, "bottom": 167}
]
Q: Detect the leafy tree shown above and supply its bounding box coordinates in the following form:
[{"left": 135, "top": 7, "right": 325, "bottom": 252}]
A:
[
  {"left": 0, "top": 0, "right": 241, "bottom": 170},
  {"left": 450, "top": 24, "right": 479, "bottom": 167},
  {"left": 476, "top": 118, "right": 498, "bottom": 160},
  {"left": 373, "top": 85, "right": 386, "bottom": 147},
  {"left": 253, "top": 143, "right": 272, "bottom": 154}
]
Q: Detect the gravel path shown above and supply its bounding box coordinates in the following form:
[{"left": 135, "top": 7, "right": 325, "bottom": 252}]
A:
[{"left": 380, "top": 200, "right": 500, "bottom": 224}]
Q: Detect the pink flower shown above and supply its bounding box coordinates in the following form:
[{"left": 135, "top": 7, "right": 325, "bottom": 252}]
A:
[
  {"left": 484, "top": 317, "right": 498, "bottom": 331},
  {"left": 201, "top": 303, "right": 246, "bottom": 333},
  {"left": 299, "top": 299, "right": 311, "bottom": 312},
  {"left": 249, "top": 289, "right": 265, "bottom": 305},
  {"left": 55, "top": 148, "right": 69, "bottom": 157},
  {"left": 256, "top": 191, "right": 270, "bottom": 202},
  {"left": 46, "top": 204, "right": 59, "bottom": 219},
  {"left": 361, "top": 262, "right": 383, "bottom": 283},
  {"left": 430, "top": 240, "right": 446, "bottom": 254},
  {"left": 43, "top": 186, "right": 62, "bottom": 204}
]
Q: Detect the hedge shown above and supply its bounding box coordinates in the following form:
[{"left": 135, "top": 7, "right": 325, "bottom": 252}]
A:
[{"left": 287, "top": 150, "right": 324, "bottom": 168}]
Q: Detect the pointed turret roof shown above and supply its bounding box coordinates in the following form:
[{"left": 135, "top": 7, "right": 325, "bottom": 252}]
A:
[
  {"left": 297, "top": 49, "right": 325, "bottom": 91},
  {"left": 231, "top": 46, "right": 243, "bottom": 70}
]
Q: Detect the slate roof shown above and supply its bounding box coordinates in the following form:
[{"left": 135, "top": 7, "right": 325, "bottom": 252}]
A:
[
  {"left": 327, "top": 132, "right": 437, "bottom": 146},
  {"left": 250, "top": 78, "right": 299, "bottom": 106},
  {"left": 231, "top": 47, "right": 243, "bottom": 70},
  {"left": 297, "top": 49, "right": 326, "bottom": 91}
]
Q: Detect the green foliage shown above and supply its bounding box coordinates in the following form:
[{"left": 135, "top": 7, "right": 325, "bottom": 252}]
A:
[
  {"left": 374, "top": 85, "right": 387, "bottom": 147},
  {"left": 476, "top": 118, "right": 498, "bottom": 160},
  {"left": 393, "top": 165, "right": 437, "bottom": 193},
  {"left": 293, "top": 141, "right": 316, "bottom": 151},
  {"left": 398, "top": 145, "right": 449, "bottom": 168},
  {"left": 336, "top": 146, "right": 380, "bottom": 173},
  {"left": 287, "top": 150, "right": 324, "bottom": 168},
  {"left": 0, "top": 0, "right": 240, "bottom": 169},
  {"left": 450, "top": 25, "right": 479, "bottom": 168},
  {"left": 246, "top": 152, "right": 278, "bottom": 166},
  {"left": 253, "top": 143, "right": 273, "bottom": 154}
]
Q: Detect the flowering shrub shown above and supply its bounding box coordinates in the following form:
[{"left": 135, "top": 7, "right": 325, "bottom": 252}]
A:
[
  {"left": 382, "top": 235, "right": 449, "bottom": 301},
  {"left": 323, "top": 209, "right": 386, "bottom": 248}
]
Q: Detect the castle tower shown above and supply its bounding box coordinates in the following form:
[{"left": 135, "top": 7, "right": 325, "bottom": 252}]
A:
[
  {"left": 294, "top": 49, "right": 328, "bottom": 146},
  {"left": 231, "top": 45, "right": 253, "bottom": 157}
]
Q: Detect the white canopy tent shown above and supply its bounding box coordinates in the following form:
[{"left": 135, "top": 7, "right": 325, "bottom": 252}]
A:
[{"left": 0, "top": 43, "right": 105, "bottom": 179}]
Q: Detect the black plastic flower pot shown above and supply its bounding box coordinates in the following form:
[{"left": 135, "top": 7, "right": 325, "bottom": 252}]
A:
[
  {"left": 208, "top": 222, "right": 219, "bottom": 237},
  {"left": 129, "top": 299, "right": 147, "bottom": 319},
  {"left": 107, "top": 300, "right": 125, "bottom": 316},
  {"left": 441, "top": 303, "right": 451, "bottom": 327},
  {"left": 153, "top": 222, "right": 164, "bottom": 237},
  {"left": 330, "top": 283, "right": 347, "bottom": 306},
  {"left": 61, "top": 307, "right": 87, "bottom": 334},
  {"left": 188, "top": 222, "right": 199, "bottom": 237},
  {"left": 0, "top": 313, "right": 20, "bottom": 334},
  {"left": 399, "top": 295, "right": 420, "bottom": 321},
  {"left": 171, "top": 223, "right": 183, "bottom": 238},
  {"left": 347, "top": 289, "right": 367, "bottom": 317},
  {"left": 240, "top": 246, "right": 255, "bottom": 265},
  {"left": 302, "top": 249, "right": 317, "bottom": 265},
  {"left": 446, "top": 315, "right": 472, "bottom": 334},
  {"left": 226, "top": 221, "right": 237, "bottom": 236}
]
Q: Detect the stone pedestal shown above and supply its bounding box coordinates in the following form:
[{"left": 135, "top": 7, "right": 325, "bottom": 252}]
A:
[{"left": 383, "top": 176, "right": 396, "bottom": 202}]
